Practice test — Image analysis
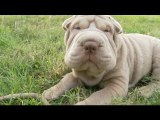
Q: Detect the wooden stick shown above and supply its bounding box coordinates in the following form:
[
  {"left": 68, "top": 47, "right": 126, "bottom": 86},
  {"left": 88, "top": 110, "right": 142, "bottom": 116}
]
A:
[{"left": 0, "top": 93, "right": 50, "bottom": 105}]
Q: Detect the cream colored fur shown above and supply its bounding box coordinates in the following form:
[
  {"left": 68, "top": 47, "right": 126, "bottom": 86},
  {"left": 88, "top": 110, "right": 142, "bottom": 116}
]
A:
[{"left": 43, "top": 15, "right": 160, "bottom": 105}]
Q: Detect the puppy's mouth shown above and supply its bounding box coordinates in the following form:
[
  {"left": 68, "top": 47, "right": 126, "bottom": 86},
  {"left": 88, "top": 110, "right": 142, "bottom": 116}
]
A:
[{"left": 68, "top": 52, "right": 111, "bottom": 70}]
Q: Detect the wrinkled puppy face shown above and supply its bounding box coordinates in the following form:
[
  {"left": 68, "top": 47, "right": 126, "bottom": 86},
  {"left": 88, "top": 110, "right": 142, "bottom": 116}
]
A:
[{"left": 62, "top": 15, "right": 122, "bottom": 73}]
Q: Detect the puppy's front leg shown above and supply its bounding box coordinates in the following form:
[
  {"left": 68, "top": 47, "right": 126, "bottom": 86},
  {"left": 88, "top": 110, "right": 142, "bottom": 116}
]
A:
[
  {"left": 76, "top": 79, "right": 128, "bottom": 105},
  {"left": 43, "top": 72, "right": 79, "bottom": 100}
]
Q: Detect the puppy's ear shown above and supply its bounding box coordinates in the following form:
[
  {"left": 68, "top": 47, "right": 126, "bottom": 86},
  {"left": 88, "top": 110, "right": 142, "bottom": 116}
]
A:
[
  {"left": 62, "top": 16, "right": 76, "bottom": 46},
  {"left": 105, "top": 15, "right": 123, "bottom": 34},
  {"left": 62, "top": 15, "right": 76, "bottom": 31}
]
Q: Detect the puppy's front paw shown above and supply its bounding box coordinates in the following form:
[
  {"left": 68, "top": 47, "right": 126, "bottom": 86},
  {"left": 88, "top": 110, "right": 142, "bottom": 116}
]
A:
[{"left": 42, "top": 89, "right": 59, "bottom": 100}]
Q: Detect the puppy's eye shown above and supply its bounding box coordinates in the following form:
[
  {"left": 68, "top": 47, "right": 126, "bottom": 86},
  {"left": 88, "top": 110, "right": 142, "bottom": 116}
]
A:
[
  {"left": 104, "top": 29, "right": 110, "bottom": 32},
  {"left": 75, "top": 26, "right": 81, "bottom": 30}
]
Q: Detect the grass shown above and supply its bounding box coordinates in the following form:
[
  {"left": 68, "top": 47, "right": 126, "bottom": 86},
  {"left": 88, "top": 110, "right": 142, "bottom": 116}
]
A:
[{"left": 1, "top": 15, "right": 160, "bottom": 105}]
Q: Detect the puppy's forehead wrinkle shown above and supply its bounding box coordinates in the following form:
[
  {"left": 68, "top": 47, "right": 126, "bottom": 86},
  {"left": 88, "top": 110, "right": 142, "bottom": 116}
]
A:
[
  {"left": 73, "top": 15, "right": 110, "bottom": 29},
  {"left": 75, "top": 15, "right": 106, "bottom": 25},
  {"left": 97, "top": 15, "right": 109, "bottom": 19},
  {"left": 76, "top": 15, "right": 107, "bottom": 21},
  {"left": 77, "top": 15, "right": 95, "bottom": 22}
]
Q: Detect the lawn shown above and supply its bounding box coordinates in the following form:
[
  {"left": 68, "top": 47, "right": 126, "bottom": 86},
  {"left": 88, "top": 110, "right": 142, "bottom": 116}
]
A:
[{"left": 1, "top": 15, "right": 160, "bottom": 105}]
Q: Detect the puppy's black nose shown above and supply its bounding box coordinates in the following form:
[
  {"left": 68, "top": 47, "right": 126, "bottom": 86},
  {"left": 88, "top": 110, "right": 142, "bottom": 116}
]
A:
[{"left": 84, "top": 41, "right": 98, "bottom": 54}]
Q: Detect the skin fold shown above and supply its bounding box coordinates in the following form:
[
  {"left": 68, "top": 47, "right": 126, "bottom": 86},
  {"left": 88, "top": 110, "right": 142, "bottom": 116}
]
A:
[{"left": 42, "top": 15, "right": 160, "bottom": 105}]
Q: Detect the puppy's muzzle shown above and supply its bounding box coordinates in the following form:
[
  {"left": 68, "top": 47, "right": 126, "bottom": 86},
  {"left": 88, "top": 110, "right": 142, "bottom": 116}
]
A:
[{"left": 76, "top": 31, "right": 105, "bottom": 54}]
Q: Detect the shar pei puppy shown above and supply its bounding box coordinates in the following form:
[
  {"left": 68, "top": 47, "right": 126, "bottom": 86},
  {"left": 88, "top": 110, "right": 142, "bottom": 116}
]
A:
[{"left": 43, "top": 15, "right": 160, "bottom": 105}]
